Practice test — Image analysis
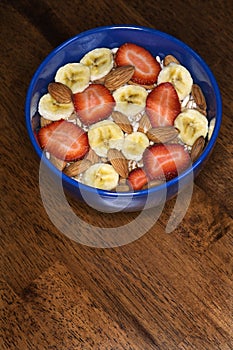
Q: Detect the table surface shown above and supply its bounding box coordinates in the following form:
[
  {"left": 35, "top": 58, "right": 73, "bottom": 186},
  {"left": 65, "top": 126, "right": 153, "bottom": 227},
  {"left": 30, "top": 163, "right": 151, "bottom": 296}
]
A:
[{"left": 1, "top": 1, "right": 233, "bottom": 349}]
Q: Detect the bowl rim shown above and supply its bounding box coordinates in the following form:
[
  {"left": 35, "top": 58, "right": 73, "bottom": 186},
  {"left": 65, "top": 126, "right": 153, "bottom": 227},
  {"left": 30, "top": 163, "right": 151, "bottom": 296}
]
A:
[{"left": 25, "top": 24, "right": 222, "bottom": 199}]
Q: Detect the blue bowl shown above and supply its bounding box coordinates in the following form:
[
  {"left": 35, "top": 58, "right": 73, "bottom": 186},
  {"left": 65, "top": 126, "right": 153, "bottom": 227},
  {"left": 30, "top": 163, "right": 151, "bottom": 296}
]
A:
[{"left": 25, "top": 25, "right": 222, "bottom": 212}]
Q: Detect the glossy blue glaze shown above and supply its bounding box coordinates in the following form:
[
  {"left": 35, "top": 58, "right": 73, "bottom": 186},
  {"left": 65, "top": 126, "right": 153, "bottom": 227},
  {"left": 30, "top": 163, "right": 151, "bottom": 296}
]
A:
[{"left": 25, "top": 25, "right": 222, "bottom": 212}]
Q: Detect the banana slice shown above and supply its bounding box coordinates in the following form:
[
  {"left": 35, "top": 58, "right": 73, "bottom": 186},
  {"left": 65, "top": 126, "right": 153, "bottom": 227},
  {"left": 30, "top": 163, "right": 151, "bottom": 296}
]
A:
[
  {"left": 174, "top": 109, "right": 208, "bottom": 146},
  {"left": 122, "top": 132, "right": 149, "bottom": 161},
  {"left": 208, "top": 117, "right": 216, "bottom": 141},
  {"left": 80, "top": 48, "right": 113, "bottom": 80},
  {"left": 55, "top": 63, "right": 90, "bottom": 93},
  {"left": 88, "top": 120, "right": 124, "bottom": 157},
  {"left": 38, "top": 93, "right": 74, "bottom": 121},
  {"left": 82, "top": 163, "right": 119, "bottom": 190},
  {"left": 157, "top": 63, "right": 193, "bottom": 100},
  {"left": 113, "top": 85, "right": 148, "bottom": 116}
]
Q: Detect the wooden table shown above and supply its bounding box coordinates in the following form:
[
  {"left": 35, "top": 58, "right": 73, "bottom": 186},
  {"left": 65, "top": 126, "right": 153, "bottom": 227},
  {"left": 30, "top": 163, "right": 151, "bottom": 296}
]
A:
[{"left": 1, "top": 1, "right": 232, "bottom": 349}]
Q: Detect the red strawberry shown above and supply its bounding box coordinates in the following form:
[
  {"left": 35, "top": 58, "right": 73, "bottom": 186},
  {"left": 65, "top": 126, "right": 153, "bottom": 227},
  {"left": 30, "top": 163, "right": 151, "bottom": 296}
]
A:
[
  {"left": 146, "top": 82, "right": 181, "bottom": 127},
  {"left": 38, "top": 120, "right": 89, "bottom": 161},
  {"left": 127, "top": 168, "right": 148, "bottom": 191},
  {"left": 115, "top": 43, "right": 161, "bottom": 85},
  {"left": 143, "top": 144, "right": 191, "bottom": 181},
  {"left": 73, "top": 84, "right": 115, "bottom": 125}
]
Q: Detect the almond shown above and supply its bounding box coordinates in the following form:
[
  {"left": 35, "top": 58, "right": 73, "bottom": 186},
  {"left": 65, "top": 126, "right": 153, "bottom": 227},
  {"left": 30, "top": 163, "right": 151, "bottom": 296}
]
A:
[
  {"left": 63, "top": 159, "right": 91, "bottom": 177},
  {"left": 85, "top": 148, "right": 100, "bottom": 164},
  {"left": 107, "top": 149, "right": 129, "bottom": 178},
  {"left": 192, "top": 84, "right": 207, "bottom": 111},
  {"left": 138, "top": 113, "right": 152, "bottom": 133},
  {"left": 104, "top": 65, "right": 135, "bottom": 90},
  {"left": 128, "top": 80, "right": 155, "bottom": 90},
  {"left": 50, "top": 155, "right": 67, "bottom": 171},
  {"left": 190, "top": 136, "right": 205, "bottom": 162},
  {"left": 111, "top": 111, "right": 133, "bottom": 134},
  {"left": 115, "top": 183, "right": 130, "bottom": 192},
  {"left": 48, "top": 82, "right": 73, "bottom": 103},
  {"left": 40, "top": 116, "right": 53, "bottom": 127},
  {"left": 163, "top": 54, "right": 180, "bottom": 66},
  {"left": 146, "top": 127, "right": 179, "bottom": 143},
  {"left": 142, "top": 179, "right": 165, "bottom": 189}
]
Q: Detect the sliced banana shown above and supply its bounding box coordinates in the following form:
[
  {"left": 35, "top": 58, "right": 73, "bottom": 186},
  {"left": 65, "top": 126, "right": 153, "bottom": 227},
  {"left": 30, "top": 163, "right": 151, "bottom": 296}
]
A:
[
  {"left": 122, "top": 132, "right": 149, "bottom": 161},
  {"left": 208, "top": 117, "right": 216, "bottom": 141},
  {"left": 157, "top": 63, "right": 193, "bottom": 100},
  {"left": 55, "top": 63, "right": 90, "bottom": 93},
  {"left": 38, "top": 93, "right": 74, "bottom": 121},
  {"left": 80, "top": 48, "right": 113, "bottom": 80},
  {"left": 82, "top": 163, "right": 119, "bottom": 190},
  {"left": 88, "top": 120, "right": 124, "bottom": 157},
  {"left": 113, "top": 85, "right": 148, "bottom": 116},
  {"left": 174, "top": 109, "right": 208, "bottom": 146}
]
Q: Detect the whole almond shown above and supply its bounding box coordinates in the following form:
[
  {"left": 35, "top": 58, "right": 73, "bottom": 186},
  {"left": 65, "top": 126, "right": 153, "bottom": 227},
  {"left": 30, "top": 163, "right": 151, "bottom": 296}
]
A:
[
  {"left": 50, "top": 155, "right": 67, "bottom": 171},
  {"left": 40, "top": 116, "right": 53, "bottom": 127},
  {"left": 85, "top": 148, "right": 100, "bottom": 164},
  {"left": 107, "top": 149, "right": 129, "bottom": 178},
  {"left": 48, "top": 82, "right": 73, "bottom": 103},
  {"left": 192, "top": 84, "right": 207, "bottom": 111},
  {"left": 142, "top": 179, "right": 165, "bottom": 189},
  {"left": 104, "top": 66, "right": 135, "bottom": 90},
  {"left": 138, "top": 113, "right": 152, "bottom": 133},
  {"left": 163, "top": 55, "right": 180, "bottom": 66},
  {"left": 190, "top": 136, "right": 205, "bottom": 162},
  {"left": 128, "top": 80, "right": 155, "bottom": 90},
  {"left": 111, "top": 111, "right": 133, "bottom": 134},
  {"left": 115, "top": 183, "right": 130, "bottom": 192},
  {"left": 146, "top": 127, "right": 179, "bottom": 143},
  {"left": 63, "top": 159, "right": 91, "bottom": 177}
]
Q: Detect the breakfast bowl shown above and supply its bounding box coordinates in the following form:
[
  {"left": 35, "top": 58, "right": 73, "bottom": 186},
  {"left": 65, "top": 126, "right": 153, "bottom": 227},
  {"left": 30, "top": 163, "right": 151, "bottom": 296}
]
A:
[{"left": 25, "top": 25, "right": 222, "bottom": 213}]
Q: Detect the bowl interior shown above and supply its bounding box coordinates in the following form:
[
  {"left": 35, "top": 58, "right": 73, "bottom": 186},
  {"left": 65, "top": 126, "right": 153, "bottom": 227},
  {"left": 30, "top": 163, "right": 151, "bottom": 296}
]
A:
[{"left": 26, "top": 25, "right": 222, "bottom": 211}]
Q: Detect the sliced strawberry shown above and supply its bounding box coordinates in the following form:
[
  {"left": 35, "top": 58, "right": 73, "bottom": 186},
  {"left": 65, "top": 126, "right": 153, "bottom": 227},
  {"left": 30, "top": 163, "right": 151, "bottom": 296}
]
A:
[
  {"left": 146, "top": 82, "right": 181, "bottom": 127},
  {"left": 115, "top": 43, "right": 161, "bottom": 85},
  {"left": 143, "top": 144, "right": 191, "bottom": 181},
  {"left": 127, "top": 168, "right": 148, "bottom": 191},
  {"left": 73, "top": 84, "right": 115, "bottom": 125},
  {"left": 38, "top": 120, "right": 89, "bottom": 161}
]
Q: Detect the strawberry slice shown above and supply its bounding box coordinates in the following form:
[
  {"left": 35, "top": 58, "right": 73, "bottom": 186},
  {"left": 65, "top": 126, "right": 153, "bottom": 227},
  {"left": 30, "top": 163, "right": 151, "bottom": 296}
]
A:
[
  {"left": 38, "top": 120, "right": 89, "bottom": 161},
  {"left": 127, "top": 168, "right": 148, "bottom": 191},
  {"left": 115, "top": 43, "right": 161, "bottom": 85},
  {"left": 143, "top": 144, "right": 191, "bottom": 181},
  {"left": 73, "top": 84, "right": 115, "bottom": 125},
  {"left": 146, "top": 82, "right": 181, "bottom": 127}
]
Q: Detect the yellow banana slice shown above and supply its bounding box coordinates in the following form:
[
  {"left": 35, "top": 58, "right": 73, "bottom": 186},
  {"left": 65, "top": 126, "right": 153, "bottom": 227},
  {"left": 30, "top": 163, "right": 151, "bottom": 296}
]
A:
[
  {"left": 122, "top": 132, "right": 149, "bottom": 161},
  {"left": 82, "top": 163, "right": 119, "bottom": 190},
  {"left": 38, "top": 93, "right": 74, "bottom": 121},
  {"left": 88, "top": 120, "right": 124, "bottom": 157},
  {"left": 174, "top": 109, "right": 208, "bottom": 146},
  {"left": 80, "top": 48, "right": 113, "bottom": 80},
  {"left": 55, "top": 63, "right": 90, "bottom": 93},
  {"left": 157, "top": 63, "right": 193, "bottom": 100},
  {"left": 113, "top": 85, "right": 148, "bottom": 116}
]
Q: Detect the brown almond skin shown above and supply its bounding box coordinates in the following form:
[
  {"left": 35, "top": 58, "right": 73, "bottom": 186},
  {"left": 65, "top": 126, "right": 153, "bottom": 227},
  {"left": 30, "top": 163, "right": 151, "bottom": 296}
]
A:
[
  {"left": 111, "top": 111, "right": 133, "bottom": 134},
  {"left": 163, "top": 55, "right": 180, "bottom": 66},
  {"left": 107, "top": 149, "right": 129, "bottom": 178},
  {"left": 192, "top": 84, "right": 207, "bottom": 111},
  {"left": 190, "top": 136, "right": 205, "bottom": 162},
  {"left": 85, "top": 149, "right": 100, "bottom": 164},
  {"left": 63, "top": 159, "right": 91, "bottom": 177},
  {"left": 48, "top": 82, "right": 73, "bottom": 103},
  {"left": 138, "top": 113, "right": 152, "bottom": 133},
  {"left": 104, "top": 66, "right": 135, "bottom": 90},
  {"left": 146, "top": 127, "right": 179, "bottom": 143}
]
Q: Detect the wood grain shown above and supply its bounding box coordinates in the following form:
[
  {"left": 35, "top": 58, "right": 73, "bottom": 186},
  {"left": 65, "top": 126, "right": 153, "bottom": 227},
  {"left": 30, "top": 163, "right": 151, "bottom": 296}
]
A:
[{"left": 1, "top": 0, "right": 233, "bottom": 349}]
